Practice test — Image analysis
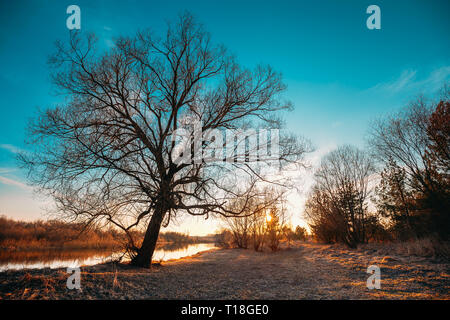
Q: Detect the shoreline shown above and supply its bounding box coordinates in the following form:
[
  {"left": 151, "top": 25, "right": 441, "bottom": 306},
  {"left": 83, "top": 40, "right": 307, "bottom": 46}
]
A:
[
  {"left": 0, "top": 240, "right": 212, "bottom": 252},
  {"left": 0, "top": 243, "right": 219, "bottom": 273}
]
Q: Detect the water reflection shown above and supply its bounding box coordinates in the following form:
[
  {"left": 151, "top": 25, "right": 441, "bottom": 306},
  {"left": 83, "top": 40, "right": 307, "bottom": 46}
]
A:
[{"left": 0, "top": 243, "right": 217, "bottom": 271}]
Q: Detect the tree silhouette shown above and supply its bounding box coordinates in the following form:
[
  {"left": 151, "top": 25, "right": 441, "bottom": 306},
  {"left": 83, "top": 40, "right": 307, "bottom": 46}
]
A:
[
  {"left": 20, "top": 13, "right": 310, "bottom": 267},
  {"left": 370, "top": 91, "right": 449, "bottom": 240},
  {"left": 374, "top": 157, "right": 415, "bottom": 239},
  {"left": 305, "top": 145, "right": 375, "bottom": 247}
]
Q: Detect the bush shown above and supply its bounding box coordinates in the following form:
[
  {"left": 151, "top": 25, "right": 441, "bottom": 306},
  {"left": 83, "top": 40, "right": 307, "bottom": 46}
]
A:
[{"left": 214, "top": 230, "right": 234, "bottom": 248}]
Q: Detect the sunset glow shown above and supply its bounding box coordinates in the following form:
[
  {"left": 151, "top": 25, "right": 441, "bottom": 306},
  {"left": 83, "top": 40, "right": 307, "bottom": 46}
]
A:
[{"left": 0, "top": 0, "right": 448, "bottom": 305}]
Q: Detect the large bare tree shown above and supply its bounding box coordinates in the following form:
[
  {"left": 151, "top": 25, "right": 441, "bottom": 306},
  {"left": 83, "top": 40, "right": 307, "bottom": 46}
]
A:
[{"left": 21, "top": 13, "right": 310, "bottom": 267}]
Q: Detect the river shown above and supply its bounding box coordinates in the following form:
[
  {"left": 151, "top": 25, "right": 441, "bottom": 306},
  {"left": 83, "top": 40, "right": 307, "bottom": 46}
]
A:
[{"left": 0, "top": 243, "right": 217, "bottom": 271}]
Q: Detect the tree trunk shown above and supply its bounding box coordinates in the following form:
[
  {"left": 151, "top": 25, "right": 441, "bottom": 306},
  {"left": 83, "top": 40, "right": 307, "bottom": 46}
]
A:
[{"left": 131, "top": 202, "right": 166, "bottom": 268}]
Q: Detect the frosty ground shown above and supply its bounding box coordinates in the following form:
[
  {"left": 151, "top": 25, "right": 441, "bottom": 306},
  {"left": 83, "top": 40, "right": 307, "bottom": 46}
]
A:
[{"left": 0, "top": 242, "right": 448, "bottom": 299}]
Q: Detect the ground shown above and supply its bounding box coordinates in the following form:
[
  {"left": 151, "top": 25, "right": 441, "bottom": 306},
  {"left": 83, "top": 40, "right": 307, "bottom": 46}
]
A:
[{"left": 0, "top": 243, "right": 448, "bottom": 299}]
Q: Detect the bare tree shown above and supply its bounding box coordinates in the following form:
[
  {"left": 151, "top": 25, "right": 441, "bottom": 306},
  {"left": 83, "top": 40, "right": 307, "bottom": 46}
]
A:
[
  {"left": 369, "top": 91, "right": 450, "bottom": 239},
  {"left": 374, "top": 156, "right": 416, "bottom": 239},
  {"left": 305, "top": 145, "right": 375, "bottom": 247},
  {"left": 249, "top": 206, "right": 266, "bottom": 251},
  {"left": 369, "top": 97, "right": 435, "bottom": 195},
  {"left": 221, "top": 199, "right": 252, "bottom": 249},
  {"left": 20, "top": 13, "right": 310, "bottom": 267},
  {"left": 265, "top": 203, "right": 289, "bottom": 251}
]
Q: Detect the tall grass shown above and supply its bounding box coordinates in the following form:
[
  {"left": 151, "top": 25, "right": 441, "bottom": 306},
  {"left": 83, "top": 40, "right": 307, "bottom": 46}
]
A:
[
  {"left": 0, "top": 216, "right": 121, "bottom": 250},
  {"left": 0, "top": 216, "right": 201, "bottom": 250}
]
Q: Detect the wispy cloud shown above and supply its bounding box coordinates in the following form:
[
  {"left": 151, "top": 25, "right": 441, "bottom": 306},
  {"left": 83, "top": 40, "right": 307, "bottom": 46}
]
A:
[
  {"left": 0, "top": 144, "right": 25, "bottom": 154},
  {"left": 105, "top": 39, "right": 116, "bottom": 48},
  {"left": 370, "top": 66, "right": 450, "bottom": 94},
  {"left": 374, "top": 69, "right": 417, "bottom": 92},
  {"left": 423, "top": 66, "right": 450, "bottom": 91},
  {"left": 0, "top": 175, "right": 32, "bottom": 191},
  {"left": 0, "top": 167, "right": 17, "bottom": 174}
]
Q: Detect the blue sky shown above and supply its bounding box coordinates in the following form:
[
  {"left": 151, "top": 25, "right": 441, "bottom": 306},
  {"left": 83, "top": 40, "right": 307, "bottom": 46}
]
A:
[{"left": 0, "top": 0, "right": 449, "bottom": 234}]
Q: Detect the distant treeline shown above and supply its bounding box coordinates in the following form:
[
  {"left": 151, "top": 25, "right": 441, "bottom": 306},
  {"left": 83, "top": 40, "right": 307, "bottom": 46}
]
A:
[
  {"left": 159, "top": 231, "right": 215, "bottom": 244},
  {"left": 0, "top": 216, "right": 206, "bottom": 250}
]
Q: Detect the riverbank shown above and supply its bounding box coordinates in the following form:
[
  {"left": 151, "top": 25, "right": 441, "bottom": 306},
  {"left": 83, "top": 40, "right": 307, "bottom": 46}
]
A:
[
  {"left": 0, "top": 242, "right": 448, "bottom": 299},
  {"left": 0, "top": 216, "right": 209, "bottom": 252}
]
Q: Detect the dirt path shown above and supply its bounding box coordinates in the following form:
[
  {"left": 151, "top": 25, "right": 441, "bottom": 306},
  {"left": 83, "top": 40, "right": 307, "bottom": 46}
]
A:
[{"left": 0, "top": 243, "right": 448, "bottom": 299}]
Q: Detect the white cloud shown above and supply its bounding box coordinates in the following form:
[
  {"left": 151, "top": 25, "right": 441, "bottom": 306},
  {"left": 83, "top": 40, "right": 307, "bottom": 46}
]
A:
[
  {"left": 0, "top": 144, "right": 25, "bottom": 154},
  {"left": 373, "top": 69, "right": 417, "bottom": 93},
  {"left": 370, "top": 66, "right": 450, "bottom": 94},
  {"left": 284, "top": 143, "right": 337, "bottom": 229},
  {"left": 0, "top": 167, "right": 16, "bottom": 174},
  {"left": 0, "top": 175, "right": 33, "bottom": 191},
  {"left": 423, "top": 66, "right": 450, "bottom": 90}
]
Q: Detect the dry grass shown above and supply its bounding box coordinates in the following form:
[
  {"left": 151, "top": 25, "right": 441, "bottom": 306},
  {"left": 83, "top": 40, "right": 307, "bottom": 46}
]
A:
[
  {"left": 390, "top": 238, "right": 450, "bottom": 258},
  {"left": 353, "top": 238, "right": 450, "bottom": 259},
  {"left": 0, "top": 242, "right": 448, "bottom": 300},
  {"left": 0, "top": 216, "right": 203, "bottom": 252},
  {"left": 0, "top": 216, "right": 121, "bottom": 251}
]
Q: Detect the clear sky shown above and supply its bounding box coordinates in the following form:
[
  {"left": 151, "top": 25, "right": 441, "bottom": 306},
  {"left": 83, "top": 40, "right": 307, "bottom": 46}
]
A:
[{"left": 0, "top": 0, "right": 449, "bottom": 235}]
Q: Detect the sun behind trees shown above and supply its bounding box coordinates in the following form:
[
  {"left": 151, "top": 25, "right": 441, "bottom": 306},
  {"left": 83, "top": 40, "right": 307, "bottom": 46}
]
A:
[
  {"left": 19, "top": 13, "right": 310, "bottom": 267},
  {"left": 218, "top": 188, "right": 293, "bottom": 251}
]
